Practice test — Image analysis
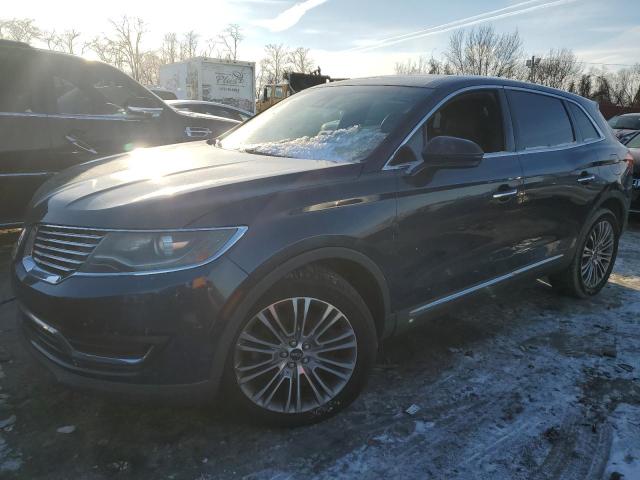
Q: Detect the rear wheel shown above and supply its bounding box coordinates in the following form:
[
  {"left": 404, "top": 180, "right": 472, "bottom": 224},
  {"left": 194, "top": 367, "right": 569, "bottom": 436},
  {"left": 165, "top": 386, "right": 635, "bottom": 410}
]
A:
[
  {"left": 225, "top": 266, "right": 377, "bottom": 426},
  {"left": 550, "top": 208, "right": 619, "bottom": 298}
]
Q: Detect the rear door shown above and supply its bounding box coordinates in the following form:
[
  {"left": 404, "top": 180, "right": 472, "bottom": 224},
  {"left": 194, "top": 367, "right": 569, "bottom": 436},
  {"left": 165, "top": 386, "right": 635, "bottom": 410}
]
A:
[
  {"left": 0, "top": 48, "right": 51, "bottom": 226},
  {"left": 393, "top": 88, "right": 528, "bottom": 321},
  {"left": 44, "top": 57, "right": 165, "bottom": 170},
  {"left": 506, "top": 88, "right": 605, "bottom": 263}
]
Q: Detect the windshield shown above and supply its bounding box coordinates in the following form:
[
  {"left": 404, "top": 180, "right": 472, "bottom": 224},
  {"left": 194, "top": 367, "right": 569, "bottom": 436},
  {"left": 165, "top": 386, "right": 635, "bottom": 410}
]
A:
[
  {"left": 609, "top": 115, "right": 640, "bottom": 130},
  {"left": 218, "top": 85, "right": 429, "bottom": 162}
]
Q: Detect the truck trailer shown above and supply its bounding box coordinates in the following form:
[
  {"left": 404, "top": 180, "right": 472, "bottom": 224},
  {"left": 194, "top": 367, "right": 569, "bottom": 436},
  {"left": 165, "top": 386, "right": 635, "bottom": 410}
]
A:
[{"left": 159, "top": 58, "right": 256, "bottom": 114}]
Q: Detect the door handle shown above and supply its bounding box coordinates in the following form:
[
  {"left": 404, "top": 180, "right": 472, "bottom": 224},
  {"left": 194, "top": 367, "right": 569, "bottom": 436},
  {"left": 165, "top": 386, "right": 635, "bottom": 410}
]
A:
[
  {"left": 65, "top": 135, "right": 98, "bottom": 155},
  {"left": 492, "top": 188, "right": 519, "bottom": 200},
  {"left": 577, "top": 173, "right": 596, "bottom": 184}
]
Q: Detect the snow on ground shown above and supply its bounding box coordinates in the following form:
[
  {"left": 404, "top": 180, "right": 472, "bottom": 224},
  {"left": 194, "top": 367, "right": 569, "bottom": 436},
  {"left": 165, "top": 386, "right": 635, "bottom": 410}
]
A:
[
  {"left": 239, "top": 125, "right": 386, "bottom": 161},
  {"left": 0, "top": 225, "right": 638, "bottom": 479}
]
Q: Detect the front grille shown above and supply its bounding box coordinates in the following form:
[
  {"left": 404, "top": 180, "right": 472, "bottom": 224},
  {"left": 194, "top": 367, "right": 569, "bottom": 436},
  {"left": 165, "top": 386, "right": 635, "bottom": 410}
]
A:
[{"left": 31, "top": 225, "right": 105, "bottom": 278}]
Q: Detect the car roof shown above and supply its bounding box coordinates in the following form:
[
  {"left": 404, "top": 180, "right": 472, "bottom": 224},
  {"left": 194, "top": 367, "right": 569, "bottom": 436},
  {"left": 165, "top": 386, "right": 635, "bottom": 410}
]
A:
[
  {"left": 321, "top": 74, "right": 592, "bottom": 103},
  {"left": 1, "top": 40, "right": 117, "bottom": 68},
  {"left": 618, "top": 112, "right": 640, "bottom": 118}
]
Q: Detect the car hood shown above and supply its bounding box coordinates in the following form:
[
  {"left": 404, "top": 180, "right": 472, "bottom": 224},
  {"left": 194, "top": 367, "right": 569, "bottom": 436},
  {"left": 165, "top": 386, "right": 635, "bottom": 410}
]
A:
[{"left": 27, "top": 142, "right": 356, "bottom": 229}]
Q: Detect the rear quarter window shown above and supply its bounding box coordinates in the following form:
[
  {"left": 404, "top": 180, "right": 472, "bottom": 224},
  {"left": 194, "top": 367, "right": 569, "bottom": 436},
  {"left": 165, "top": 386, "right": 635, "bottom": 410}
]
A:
[
  {"left": 508, "top": 90, "right": 575, "bottom": 150},
  {"left": 567, "top": 102, "right": 600, "bottom": 142}
]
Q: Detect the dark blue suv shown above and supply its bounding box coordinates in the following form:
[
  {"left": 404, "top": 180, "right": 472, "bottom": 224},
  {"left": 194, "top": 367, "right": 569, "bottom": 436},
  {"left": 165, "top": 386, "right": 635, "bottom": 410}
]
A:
[{"left": 12, "top": 75, "right": 634, "bottom": 425}]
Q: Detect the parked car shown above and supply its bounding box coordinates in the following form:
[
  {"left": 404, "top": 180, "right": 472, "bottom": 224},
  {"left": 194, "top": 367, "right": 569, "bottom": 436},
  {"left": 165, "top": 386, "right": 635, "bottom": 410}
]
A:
[
  {"left": 167, "top": 100, "right": 254, "bottom": 122},
  {"left": 12, "top": 76, "right": 633, "bottom": 426},
  {"left": 0, "top": 40, "right": 239, "bottom": 227},
  {"left": 621, "top": 131, "right": 640, "bottom": 213},
  {"left": 608, "top": 113, "right": 640, "bottom": 139},
  {"left": 148, "top": 86, "right": 178, "bottom": 101}
]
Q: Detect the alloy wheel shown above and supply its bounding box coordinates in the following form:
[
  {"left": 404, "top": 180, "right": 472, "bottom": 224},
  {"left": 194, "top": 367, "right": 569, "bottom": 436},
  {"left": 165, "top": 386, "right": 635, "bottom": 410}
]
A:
[
  {"left": 581, "top": 219, "right": 615, "bottom": 289},
  {"left": 233, "top": 297, "right": 358, "bottom": 414}
]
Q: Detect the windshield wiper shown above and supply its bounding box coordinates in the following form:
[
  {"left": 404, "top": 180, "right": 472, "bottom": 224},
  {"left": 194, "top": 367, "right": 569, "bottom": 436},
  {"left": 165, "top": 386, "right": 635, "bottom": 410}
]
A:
[{"left": 240, "top": 148, "right": 290, "bottom": 158}]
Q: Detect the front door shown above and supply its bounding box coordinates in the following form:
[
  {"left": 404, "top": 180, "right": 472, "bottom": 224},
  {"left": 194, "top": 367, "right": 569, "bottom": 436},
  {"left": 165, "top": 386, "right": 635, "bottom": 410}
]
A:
[
  {"left": 44, "top": 57, "right": 164, "bottom": 171},
  {"left": 392, "top": 88, "right": 528, "bottom": 325},
  {"left": 0, "top": 48, "right": 51, "bottom": 226}
]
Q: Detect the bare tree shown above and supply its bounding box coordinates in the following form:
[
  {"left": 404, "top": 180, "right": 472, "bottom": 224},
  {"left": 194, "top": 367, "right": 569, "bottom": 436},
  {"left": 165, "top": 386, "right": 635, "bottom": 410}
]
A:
[
  {"left": 591, "top": 71, "right": 612, "bottom": 104},
  {"left": 42, "top": 29, "right": 82, "bottom": 54},
  {"left": 533, "top": 48, "right": 583, "bottom": 89},
  {"left": 108, "top": 16, "right": 147, "bottom": 81},
  {"left": 288, "top": 47, "right": 314, "bottom": 73},
  {"left": 578, "top": 74, "right": 592, "bottom": 98},
  {"left": 394, "top": 55, "right": 447, "bottom": 75},
  {"left": 180, "top": 30, "right": 199, "bottom": 60},
  {"left": 256, "top": 59, "right": 270, "bottom": 98},
  {"left": 0, "top": 18, "right": 40, "bottom": 43},
  {"left": 85, "top": 35, "right": 126, "bottom": 71},
  {"left": 608, "top": 65, "right": 640, "bottom": 106},
  {"left": 445, "top": 26, "right": 523, "bottom": 78},
  {"left": 261, "top": 44, "right": 290, "bottom": 84},
  {"left": 139, "top": 51, "right": 162, "bottom": 85},
  {"left": 202, "top": 37, "right": 219, "bottom": 57},
  {"left": 218, "top": 24, "right": 243, "bottom": 60},
  {"left": 160, "top": 33, "right": 180, "bottom": 64}
]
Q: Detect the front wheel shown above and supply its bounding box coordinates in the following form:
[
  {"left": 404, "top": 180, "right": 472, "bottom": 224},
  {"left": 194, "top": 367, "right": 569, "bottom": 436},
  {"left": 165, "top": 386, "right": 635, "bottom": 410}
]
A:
[
  {"left": 224, "top": 266, "right": 377, "bottom": 426},
  {"left": 550, "top": 208, "right": 619, "bottom": 298}
]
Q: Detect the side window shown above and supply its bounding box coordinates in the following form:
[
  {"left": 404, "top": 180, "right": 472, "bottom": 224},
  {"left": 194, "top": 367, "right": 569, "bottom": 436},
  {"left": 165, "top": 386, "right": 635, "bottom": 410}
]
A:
[
  {"left": 426, "top": 90, "right": 505, "bottom": 153},
  {"left": 567, "top": 102, "right": 600, "bottom": 142},
  {"left": 51, "top": 61, "right": 159, "bottom": 116},
  {"left": 628, "top": 133, "right": 640, "bottom": 149},
  {"left": 0, "top": 50, "right": 45, "bottom": 113},
  {"left": 53, "top": 75, "right": 96, "bottom": 115},
  {"left": 508, "top": 90, "right": 574, "bottom": 149}
]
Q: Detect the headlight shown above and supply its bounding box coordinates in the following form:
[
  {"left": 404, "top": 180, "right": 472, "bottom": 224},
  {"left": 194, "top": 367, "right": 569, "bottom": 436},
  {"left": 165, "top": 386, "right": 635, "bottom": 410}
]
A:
[{"left": 79, "top": 227, "right": 246, "bottom": 273}]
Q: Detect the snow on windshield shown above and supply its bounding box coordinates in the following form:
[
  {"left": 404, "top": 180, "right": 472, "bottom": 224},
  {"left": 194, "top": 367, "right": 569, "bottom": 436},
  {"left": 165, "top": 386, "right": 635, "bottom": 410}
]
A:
[{"left": 238, "top": 125, "right": 387, "bottom": 162}]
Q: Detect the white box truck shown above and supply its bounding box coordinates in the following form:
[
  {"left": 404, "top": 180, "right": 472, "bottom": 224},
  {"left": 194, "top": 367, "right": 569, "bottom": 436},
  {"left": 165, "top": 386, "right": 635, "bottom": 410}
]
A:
[{"left": 159, "top": 58, "right": 256, "bottom": 114}]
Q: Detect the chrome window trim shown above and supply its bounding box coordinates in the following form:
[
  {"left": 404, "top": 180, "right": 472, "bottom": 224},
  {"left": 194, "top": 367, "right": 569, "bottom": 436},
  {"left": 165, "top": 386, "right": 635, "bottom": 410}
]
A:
[
  {"left": 0, "top": 111, "right": 47, "bottom": 118},
  {"left": 409, "top": 254, "right": 564, "bottom": 317},
  {"left": 0, "top": 111, "right": 147, "bottom": 122},
  {"left": 22, "top": 224, "right": 248, "bottom": 282},
  {"left": 49, "top": 113, "right": 143, "bottom": 122},
  {"left": 384, "top": 84, "right": 606, "bottom": 171},
  {"left": 0, "top": 172, "right": 53, "bottom": 177}
]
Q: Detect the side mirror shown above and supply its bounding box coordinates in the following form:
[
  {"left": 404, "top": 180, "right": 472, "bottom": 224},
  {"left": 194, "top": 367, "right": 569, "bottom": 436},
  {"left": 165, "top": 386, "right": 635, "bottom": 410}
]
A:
[{"left": 421, "top": 136, "right": 484, "bottom": 168}]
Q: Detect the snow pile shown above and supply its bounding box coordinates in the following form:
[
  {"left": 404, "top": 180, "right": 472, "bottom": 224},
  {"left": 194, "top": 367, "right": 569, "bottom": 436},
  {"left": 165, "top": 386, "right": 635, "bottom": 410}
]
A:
[{"left": 239, "top": 125, "right": 386, "bottom": 162}]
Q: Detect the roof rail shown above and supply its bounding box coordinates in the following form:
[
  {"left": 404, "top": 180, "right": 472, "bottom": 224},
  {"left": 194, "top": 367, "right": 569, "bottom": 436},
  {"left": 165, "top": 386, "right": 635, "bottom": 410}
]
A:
[{"left": 0, "top": 39, "right": 32, "bottom": 48}]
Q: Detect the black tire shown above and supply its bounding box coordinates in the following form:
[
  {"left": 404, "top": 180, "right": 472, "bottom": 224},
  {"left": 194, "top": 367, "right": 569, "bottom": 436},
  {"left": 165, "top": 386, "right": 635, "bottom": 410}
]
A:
[
  {"left": 549, "top": 208, "right": 620, "bottom": 298},
  {"left": 223, "top": 265, "right": 378, "bottom": 426}
]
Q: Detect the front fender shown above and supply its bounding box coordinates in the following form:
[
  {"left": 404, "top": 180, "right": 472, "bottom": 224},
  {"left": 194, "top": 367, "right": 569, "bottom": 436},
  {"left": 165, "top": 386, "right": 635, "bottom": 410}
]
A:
[{"left": 207, "top": 244, "right": 393, "bottom": 393}]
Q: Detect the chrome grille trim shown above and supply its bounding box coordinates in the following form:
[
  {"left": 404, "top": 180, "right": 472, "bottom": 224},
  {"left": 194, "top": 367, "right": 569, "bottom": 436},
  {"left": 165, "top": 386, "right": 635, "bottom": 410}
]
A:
[
  {"left": 36, "top": 237, "right": 100, "bottom": 248},
  {"left": 31, "top": 225, "right": 105, "bottom": 278},
  {"left": 33, "top": 243, "right": 92, "bottom": 257}
]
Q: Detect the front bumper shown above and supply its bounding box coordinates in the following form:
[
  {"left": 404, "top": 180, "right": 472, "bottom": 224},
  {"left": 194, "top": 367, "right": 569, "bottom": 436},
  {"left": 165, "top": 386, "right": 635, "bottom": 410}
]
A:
[{"left": 12, "top": 254, "right": 247, "bottom": 399}]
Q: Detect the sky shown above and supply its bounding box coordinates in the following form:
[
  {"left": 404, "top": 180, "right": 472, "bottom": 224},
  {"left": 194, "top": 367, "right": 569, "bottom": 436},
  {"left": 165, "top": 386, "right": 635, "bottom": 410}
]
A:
[{"left": 4, "top": 0, "right": 640, "bottom": 78}]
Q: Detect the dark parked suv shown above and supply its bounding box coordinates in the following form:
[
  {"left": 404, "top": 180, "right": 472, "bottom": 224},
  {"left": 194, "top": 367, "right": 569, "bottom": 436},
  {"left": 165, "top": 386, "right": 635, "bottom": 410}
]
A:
[
  {"left": 0, "top": 40, "right": 238, "bottom": 227},
  {"left": 12, "top": 75, "right": 633, "bottom": 425}
]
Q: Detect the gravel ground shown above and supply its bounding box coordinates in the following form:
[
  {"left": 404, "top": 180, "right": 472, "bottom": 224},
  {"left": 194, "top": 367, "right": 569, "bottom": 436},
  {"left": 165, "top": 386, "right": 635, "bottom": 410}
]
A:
[{"left": 0, "top": 222, "right": 639, "bottom": 480}]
